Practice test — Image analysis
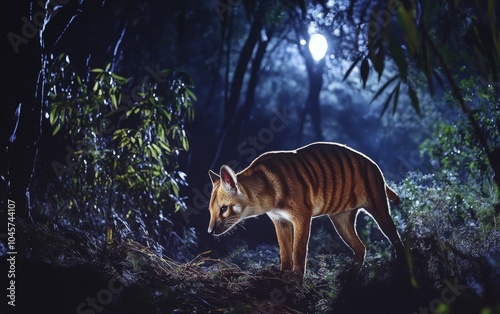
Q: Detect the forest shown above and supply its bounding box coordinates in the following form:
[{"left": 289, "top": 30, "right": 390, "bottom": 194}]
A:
[{"left": 1, "top": 0, "right": 500, "bottom": 313}]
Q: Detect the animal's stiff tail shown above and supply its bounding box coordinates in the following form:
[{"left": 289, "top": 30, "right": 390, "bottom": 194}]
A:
[{"left": 386, "top": 185, "right": 400, "bottom": 206}]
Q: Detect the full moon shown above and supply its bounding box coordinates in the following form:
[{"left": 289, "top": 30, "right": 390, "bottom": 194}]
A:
[{"left": 308, "top": 33, "right": 328, "bottom": 61}]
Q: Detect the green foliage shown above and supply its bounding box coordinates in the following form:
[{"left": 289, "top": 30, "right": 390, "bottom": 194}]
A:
[
  {"left": 44, "top": 54, "right": 195, "bottom": 252},
  {"left": 420, "top": 76, "right": 500, "bottom": 192},
  {"left": 395, "top": 172, "right": 500, "bottom": 281},
  {"left": 344, "top": 0, "right": 500, "bottom": 191}
]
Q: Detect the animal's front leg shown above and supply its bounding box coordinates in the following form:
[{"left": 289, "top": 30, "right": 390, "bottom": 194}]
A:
[
  {"left": 271, "top": 218, "right": 293, "bottom": 271},
  {"left": 292, "top": 218, "right": 312, "bottom": 277}
]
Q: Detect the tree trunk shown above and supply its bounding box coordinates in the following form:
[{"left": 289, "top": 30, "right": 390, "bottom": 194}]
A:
[
  {"left": 211, "top": 17, "right": 263, "bottom": 168},
  {"left": 237, "top": 31, "right": 271, "bottom": 145},
  {"left": 296, "top": 38, "right": 325, "bottom": 145}
]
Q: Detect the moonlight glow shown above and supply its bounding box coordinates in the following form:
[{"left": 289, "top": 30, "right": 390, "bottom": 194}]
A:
[{"left": 308, "top": 33, "right": 328, "bottom": 61}]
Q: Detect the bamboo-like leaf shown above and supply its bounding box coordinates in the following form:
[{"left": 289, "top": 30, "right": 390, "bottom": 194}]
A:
[
  {"left": 158, "top": 140, "right": 171, "bottom": 154},
  {"left": 392, "top": 82, "right": 401, "bottom": 115},
  {"left": 112, "top": 129, "right": 123, "bottom": 140},
  {"left": 380, "top": 84, "right": 398, "bottom": 116},
  {"left": 343, "top": 54, "right": 364, "bottom": 81},
  {"left": 369, "top": 44, "right": 386, "bottom": 82},
  {"left": 149, "top": 145, "right": 158, "bottom": 160},
  {"left": 387, "top": 36, "right": 408, "bottom": 82},
  {"left": 110, "top": 73, "right": 128, "bottom": 83},
  {"left": 186, "top": 88, "right": 197, "bottom": 102},
  {"left": 397, "top": 5, "right": 419, "bottom": 55},
  {"left": 124, "top": 108, "right": 134, "bottom": 119},
  {"left": 408, "top": 84, "right": 421, "bottom": 115},
  {"left": 370, "top": 75, "right": 399, "bottom": 104},
  {"left": 171, "top": 180, "right": 179, "bottom": 197},
  {"left": 49, "top": 107, "right": 57, "bottom": 125},
  {"left": 110, "top": 94, "right": 118, "bottom": 111},
  {"left": 360, "top": 58, "right": 370, "bottom": 88},
  {"left": 52, "top": 125, "right": 61, "bottom": 135},
  {"left": 181, "top": 137, "right": 189, "bottom": 151},
  {"left": 151, "top": 143, "right": 162, "bottom": 156}
]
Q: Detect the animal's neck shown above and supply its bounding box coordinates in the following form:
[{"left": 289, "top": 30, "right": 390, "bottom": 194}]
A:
[{"left": 238, "top": 169, "right": 276, "bottom": 211}]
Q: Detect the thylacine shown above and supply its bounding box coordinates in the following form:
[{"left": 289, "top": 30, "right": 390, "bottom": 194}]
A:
[{"left": 207, "top": 142, "right": 405, "bottom": 278}]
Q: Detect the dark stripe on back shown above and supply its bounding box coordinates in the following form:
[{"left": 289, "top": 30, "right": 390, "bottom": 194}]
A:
[
  {"left": 308, "top": 150, "right": 328, "bottom": 207},
  {"left": 327, "top": 146, "right": 344, "bottom": 211},
  {"left": 338, "top": 148, "right": 355, "bottom": 210},
  {"left": 269, "top": 159, "right": 291, "bottom": 208},
  {"left": 283, "top": 156, "right": 312, "bottom": 208},
  {"left": 297, "top": 156, "right": 318, "bottom": 197}
]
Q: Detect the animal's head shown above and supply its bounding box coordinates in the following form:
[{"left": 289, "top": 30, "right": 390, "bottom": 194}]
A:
[{"left": 207, "top": 165, "right": 251, "bottom": 236}]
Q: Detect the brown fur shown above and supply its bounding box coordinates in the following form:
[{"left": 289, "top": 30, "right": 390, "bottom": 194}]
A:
[{"left": 208, "top": 142, "right": 405, "bottom": 278}]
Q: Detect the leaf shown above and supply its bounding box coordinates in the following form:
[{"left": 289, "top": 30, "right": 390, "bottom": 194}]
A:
[
  {"left": 392, "top": 82, "right": 401, "bottom": 115},
  {"left": 49, "top": 107, "right": 57, "bottom": 125},
  {"left": 110, "top": 94, "right": 118, "bottom": 111},
  {"left": 158, "top": 140, "right": 171, "bottom": 154},
  {"left": 90, "top": 68, "right": 104, "bottom": 73},
  {"left": 397, "top": 4, "right": 419, "bottom": 55},
  {"left": 371, "top": 46, "right": 385, "bottom": 81},
  {"left": 380, "top": 84, "right": 398, "bottom": 116},
  {"left": 181, "top": 137, "right": 189, "bottom": 151},
  {"left": 370, "top": 75, "right": 399, "bottom": 104},
  {"left": 151, "top": 143, "right": 162, "bottom": 157},
  {"left": 125, "top": 108, "right": 135, "bottom": 119},
  {"left": 186, "top": 88, "right": 197, "bottom": 102},
  {"left": 360, "top": 58, "right": 370, "bottom": 88},
  {"left": 52, "top": 124, "right": 61, "bottom": 136},
  {"left": 171, "top": 180, "right": 180, "bottom": 197},
  {"left": 342, "top": 54, "right": 364, "bottom": 81},
  {"left": 149, "top": 145, "right": 158, "bottom": 160},
  {"left": 111, "top": 73, "right": 128, "bottom": 83},
  {"left": 408, "top": 84, "right": 421, "bottom": 115},
  {"left": 387, "top": 36, "right": 408, "bottom": 82}
]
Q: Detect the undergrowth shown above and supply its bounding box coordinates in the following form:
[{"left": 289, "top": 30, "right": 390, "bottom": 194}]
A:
[{"left": 14, "top": 172, "right": 500, "bottom": 314}]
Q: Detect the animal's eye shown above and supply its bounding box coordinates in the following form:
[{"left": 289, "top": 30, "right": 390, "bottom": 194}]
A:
[{"left": 220, "top": 205, "right": 228, "bottom": 215}]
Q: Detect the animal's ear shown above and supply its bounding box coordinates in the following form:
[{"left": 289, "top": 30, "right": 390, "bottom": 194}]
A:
[
  {"left": 220, "top": 165, "right": 238, "bottom": 192},
  {"left": 208, "top": 169, "right": 220, "bottom": 184}
]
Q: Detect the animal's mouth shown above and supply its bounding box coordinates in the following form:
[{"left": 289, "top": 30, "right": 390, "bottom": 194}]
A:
[{"left": 209, "top": 216, "right": 242, "bottom": 236}]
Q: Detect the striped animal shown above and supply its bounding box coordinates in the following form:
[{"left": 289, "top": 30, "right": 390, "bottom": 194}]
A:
[{"left": 207, "top": 142, "right": 405, "bottom": 278}]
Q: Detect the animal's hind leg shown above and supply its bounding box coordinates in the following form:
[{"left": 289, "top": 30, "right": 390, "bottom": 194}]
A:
[
  {"left": 329, "top": 210, "right": 366, "bottom": 276},
  {"left": 366, "top": 200, "right": 405, "bottom": 261}
]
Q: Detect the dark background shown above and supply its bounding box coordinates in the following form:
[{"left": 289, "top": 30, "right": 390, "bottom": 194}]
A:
[
  {"left": 2, "top": 1, "right": 500, "bottom": 313},
  {"left": 2, "top": 0, "right": 427, "bottom": 256}
]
